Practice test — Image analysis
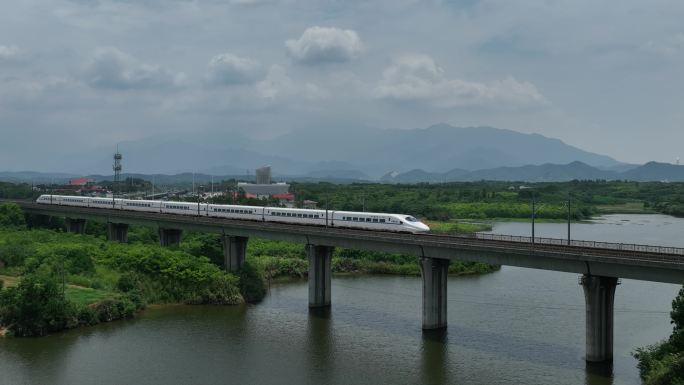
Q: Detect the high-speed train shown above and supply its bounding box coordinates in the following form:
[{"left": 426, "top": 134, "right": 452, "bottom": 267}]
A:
[{"left": 36, "top": 195, "right": 431, "bottom": 233}]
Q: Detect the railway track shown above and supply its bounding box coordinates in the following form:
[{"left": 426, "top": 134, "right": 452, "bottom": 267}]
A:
[{"left": 5, "top": 199, "right": 684, "bottom": 266}]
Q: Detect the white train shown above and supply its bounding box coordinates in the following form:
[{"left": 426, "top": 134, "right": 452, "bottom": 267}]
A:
[{"left": 36, "top": 195, "right": 431, "bottom": 233}]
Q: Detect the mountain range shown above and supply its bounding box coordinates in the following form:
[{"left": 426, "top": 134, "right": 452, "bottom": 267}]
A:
[
  {"left": 4, "top": 124, "right": 684, "bottom": 183},
  {"left": 52, "top": 124, "right": 622, "bottom": 177},
  {"left": 4, "top": 161, "right": 684, "bottom": 185},
  {"left": 380, "top": 161, "right": 684, "bottom": 183}
]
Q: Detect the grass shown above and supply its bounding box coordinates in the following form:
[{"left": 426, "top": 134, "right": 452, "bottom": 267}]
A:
[
  {"left": 423, "top": 220, "right": 492, "bottom": 233},
  {"left": 2, "top": 274, "right": 115, "bottom": 305},
  {"left": 65, "top": 286, "right": 117, "bottom": 306}
]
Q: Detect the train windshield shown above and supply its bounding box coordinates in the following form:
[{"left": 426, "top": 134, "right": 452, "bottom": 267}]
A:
[{"left": 405, "top": 216, "right": 418, "bottom": 222}]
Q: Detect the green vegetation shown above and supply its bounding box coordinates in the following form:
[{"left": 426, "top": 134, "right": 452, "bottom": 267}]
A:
[
  {"left": 0, "top": 202, "right": 246, "bottom": 336},
  {"left": 288, "top": 180, "right": 684, "bottom": 220},
  {"left": 423, "top": 220, "right": 492, "bottom": 234},
  {"left": 634, "top": 287, "right": 684, "bottom": 385}
]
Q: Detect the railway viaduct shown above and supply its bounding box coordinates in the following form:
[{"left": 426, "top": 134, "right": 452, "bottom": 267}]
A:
[{"left": 6, "top": 200, "right": 684, "bottom": 363}]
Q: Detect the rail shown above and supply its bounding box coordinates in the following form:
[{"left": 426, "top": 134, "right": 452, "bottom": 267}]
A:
[
  {"left": 471, "top": 232, "right": 684, "bottom": 257},
  {"left": 7, "top": 198, "right": 684, "bottom": 261}
]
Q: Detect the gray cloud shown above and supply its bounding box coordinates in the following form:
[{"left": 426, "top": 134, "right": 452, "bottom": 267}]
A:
[
  {"left": 375, "top": 54, "right": 547, "bottom": 108},
  {"left": 285, "top": 27, "right": 364, "bottom": 65},
  {"left": 206, "top": 53, "right": 264, "bottom": 85},
  {"left": 0, "top": 45, "right": 23, "bottom": 62},
  {"left": 85, "top": 47, "right": 186, "bottom": 89}
]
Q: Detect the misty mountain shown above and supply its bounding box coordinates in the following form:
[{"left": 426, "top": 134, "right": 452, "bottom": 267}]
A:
[
  {"left": 56, "top": 124, "right": 622, "bottom": 178},
  {"left": 620, "top": 162, "right": 684, "bottom": 181},
  {"left": 382, "top": 161, "right": 684, "bottom": 183},
  {"left": 0, "top": 171, "right": 78, "bottom": 184}
]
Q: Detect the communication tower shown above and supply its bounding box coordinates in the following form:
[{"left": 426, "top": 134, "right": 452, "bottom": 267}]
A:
[
  {"left": 677, "top": 157, "right": 680, "bottom": 166},
  {"left": 113, "top": 146, "right": 122, "bottom": 197}
]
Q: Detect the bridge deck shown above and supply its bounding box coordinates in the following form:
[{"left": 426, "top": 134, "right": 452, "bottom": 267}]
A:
[{"left": 6, "top": 200, "right": 684, "bottom": 284}]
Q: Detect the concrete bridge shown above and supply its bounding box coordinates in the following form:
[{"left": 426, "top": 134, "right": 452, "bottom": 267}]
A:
[{"left": 7, "top": 200, "right": 684, "bottom": 363}]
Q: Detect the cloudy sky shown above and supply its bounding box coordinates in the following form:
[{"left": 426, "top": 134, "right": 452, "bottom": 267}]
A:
[{"left": 1, "top": 0, "right": 684, "bottom": 171}]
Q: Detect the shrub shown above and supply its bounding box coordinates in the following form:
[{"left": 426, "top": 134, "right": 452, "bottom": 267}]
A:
[
  {"left": 0, "top": 203, "right": 25, "bottom": 229},
  {"left": 239, "top": 262, "right": 266, "bottom": 303},
  {"left": 0, "top": 272, "right": 77, "bottom": 336},
  {"left": 77, "top": 306, "right": 98, "bottom": 326},
  {"left": 0, "top": 237, "right": 35, "bottom": 267}
]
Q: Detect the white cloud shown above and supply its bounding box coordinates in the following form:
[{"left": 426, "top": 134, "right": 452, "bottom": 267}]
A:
[
  {"left": 257, "top": 65, "right": 329, "bottom": 100},
  {"left": 285, "top": 26, "right": 364, "bottom": 65},
  {"left": 85, "top": 47, "right": 186, "bottom": 89},
  {"left": 375, "top": 54, "right": 547, "bottom": 108},
  {"left": 206, "top": 53, "right": 264, "bottom": 85},
  {"left": 642, "top": 33, "right": 684, "bottom": 56},
  {"left": 0, "top": 45, "right": 22, "bottom": 62}
]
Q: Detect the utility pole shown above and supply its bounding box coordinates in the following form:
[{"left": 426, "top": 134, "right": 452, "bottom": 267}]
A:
[
  {"left": 362, "top": 191, "right": 366, "bottom": 212},
  {"left": 197, "top": 185, "right": 202, "bottom": 216},
  {"left": 567, "top": 194, "right": 571, "bottom": 245},
  {"left": 325, "top": 194, "right": 329, "bottom": 227},
  {"left": 531, "top": 195, "right": 535, "bottom": 244}
]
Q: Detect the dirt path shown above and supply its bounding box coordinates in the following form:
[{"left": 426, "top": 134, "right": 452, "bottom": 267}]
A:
[{"left": 0, "top": 274, "right": 19, "bottom": 287}]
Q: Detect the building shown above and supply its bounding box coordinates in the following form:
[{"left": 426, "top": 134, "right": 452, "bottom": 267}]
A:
[
  {"left": 255, "top": 166, "right": 272, "bottom": 185},
  {"left": 69, "top": 177, "right": 95, "bottom": 186},
  {"left": 272, "top": 193, "right": 295, "bottom": 208},
  {"left": 237, "top": 182, "right": 289, "bottom": 198}
]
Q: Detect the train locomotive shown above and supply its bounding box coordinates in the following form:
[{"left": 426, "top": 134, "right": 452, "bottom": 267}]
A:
[{"left": 36, "top": 195, "right": 431, "bottom": 233}]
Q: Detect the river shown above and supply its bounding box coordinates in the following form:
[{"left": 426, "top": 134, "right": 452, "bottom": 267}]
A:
[{"left": 0, "top": 214, "right": 680, "bottom": 385}]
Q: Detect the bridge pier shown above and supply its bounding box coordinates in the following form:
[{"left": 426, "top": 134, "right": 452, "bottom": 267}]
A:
[
  {"left": 107, "top": 223, "right": 129, "bottom": 243},
  {"left": 581, "top": 274, "right": 619, "bottom": 362},
  {"left": 158, "top": 228, "right": 182, "bottom": 247},
  {"left": 65, "top": 218, "right": 86, "bottom": 234},
  {"left": 223, "top": 235, "right": 248, "bottom": 272},
  {"left": 420, "top": 257, "right": 450, "bottom": 330},
  {"left": 307, "top": 245, "right": 334, "bottom": 308}
]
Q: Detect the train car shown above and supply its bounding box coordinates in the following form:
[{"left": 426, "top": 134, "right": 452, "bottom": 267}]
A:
[
  {"left": 332, "top": 211, "right": 429, "bottom": 233},
  {"left": 35, "top": 195, "right": 430, "bottom": 233},
  {"left": 161, "top": 201, "right": 207, "bottom": 216},
  {"left": 207, "top": 204, "right": 263, "bottom": 221},
  {"left": 121, "top": 199, "right": 162, "bottom": 213},
  {"left": 57, "top": 195, "right": 90, "bottom": 207},
  {"left": 36, "top": 194, "right": 56, "bottom": 204},
  {"left": 264, "top": 207, "right": 326, "bottom": 226},
  {"left": 90, "top": 197, "right": 123, "bottom": 209}
]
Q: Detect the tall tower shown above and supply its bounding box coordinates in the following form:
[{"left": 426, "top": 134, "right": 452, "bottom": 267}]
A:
[{"left": 113, "top": 146, "right": 122, "bottom": 197}]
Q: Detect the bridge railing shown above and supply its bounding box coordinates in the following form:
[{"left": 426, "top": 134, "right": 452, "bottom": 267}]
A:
[{"left": 473, "top": 232, "right": 684, "bottom": 256}]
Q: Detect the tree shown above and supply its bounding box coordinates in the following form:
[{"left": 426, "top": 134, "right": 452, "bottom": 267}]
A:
[
  {"left": 0, "top": 272, "right": 77, "bottom": 336},
  {"left": 0, "top": 203, "right": 25, "bottom": 229},
  {"left": 634, "top": 286, "right": 684, "bottom": 385}
]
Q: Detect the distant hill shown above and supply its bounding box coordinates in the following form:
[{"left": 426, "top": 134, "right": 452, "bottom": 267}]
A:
[
  {"left": 381, "top": 161, "right": 684, "bottom": 183},
  {"left": 48, "top": 123, "right": 622, "bottom": 177},
  {"left": 620, "top": 162, "right": 684, "bottom": 181},
  {"left": 0, "top": 171, "right": 78, "bottom": 184}
]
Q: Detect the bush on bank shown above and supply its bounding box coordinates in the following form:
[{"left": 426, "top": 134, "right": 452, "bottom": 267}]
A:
[{"left": 634, "top": 287, "right": 684, "bottom": 385}]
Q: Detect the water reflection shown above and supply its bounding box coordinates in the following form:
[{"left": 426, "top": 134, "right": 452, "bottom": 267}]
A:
[
  {"left": 307, "top": 306, "right": 333, "bottom": 383},
  {"left": 421, "top": 329, "right": 449, "bottom": 385},
  {"left": 585, "top": 361, "right": 614, "bottom": 385}
]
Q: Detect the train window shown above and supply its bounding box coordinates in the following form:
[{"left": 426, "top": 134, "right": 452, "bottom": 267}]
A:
[
  {"left": 380, "top": 219, "right": 385, "bottom": 223},
  {"left": 372, "top": 219, "right": 378, "bottom": 223},
  {"left": 405, "top": 216, "right": 417, "bottom": 222},
  {"left": 366, "top": 218, "right": 371, "bottom": 222}
]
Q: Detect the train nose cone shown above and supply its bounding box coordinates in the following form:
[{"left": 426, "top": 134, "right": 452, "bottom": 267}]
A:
[{"left": 418, "top": 222, "right": 430, "bottom": 232}]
